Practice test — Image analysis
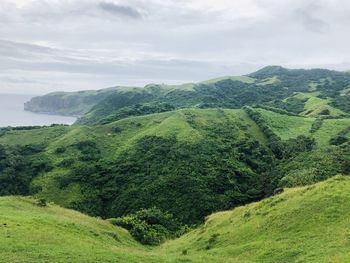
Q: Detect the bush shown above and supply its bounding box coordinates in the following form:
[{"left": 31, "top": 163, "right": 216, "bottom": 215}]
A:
[
  {"left": 310, "top": 118, "right": 323, "bottom": 133},
  {"left": 37, "top": 198, "right": 47, "bottom": 207},
  {"left": 108, "top": 207, "right": 183, "bottom": 245},
  {"left": 330, "top": 136, "right": 349, "bottom": 146}
]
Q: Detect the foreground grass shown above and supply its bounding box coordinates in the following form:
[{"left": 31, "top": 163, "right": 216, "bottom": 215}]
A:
[
  {"left": 161, "top": 175, "right": 350, "bottom": 263},
  {"left": 0, "top": 196, "right": 160, "bottom": 263},
  {"left": 2, "top": 176, "right": 350, "bottom": 262}
]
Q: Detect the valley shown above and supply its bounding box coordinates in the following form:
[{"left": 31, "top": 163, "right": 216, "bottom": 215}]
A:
[{"left": 1, "top": 66, "right": 349, "bottom": 262}]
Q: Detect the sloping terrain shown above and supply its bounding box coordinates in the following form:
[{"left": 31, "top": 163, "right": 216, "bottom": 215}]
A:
[
  {"left": 0, "top": 108, "right": 348, "bottom": 226},
  {"left": 2, "top": 176, "right": 350, "bottom": 263},
  {"left": 160, "top": 175, "right": 350, "bottom": 263},
  {"left": 0, "top": 109, "right": 270, "bottom": 225},
  {"left": 0, "top": 196, "right": 153, "bottom": 263}
]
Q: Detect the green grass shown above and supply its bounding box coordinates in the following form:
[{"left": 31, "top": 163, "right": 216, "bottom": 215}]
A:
[
  {"left": 0, "top": 196, "right": 155, "bottom": 263},
  {"left": 313, "top": 118, "right": 350, "bottom": 146},
  {"left": 0, "top": 108, "right": 266, "bottom": 212},
  {"left": 256, "top": 108, "right": 315, "bottom": 140},
  {"left": 288, "top": 92, "right": 348, "bottom": 117},
  {"left": 0, "top": 108, "right": 265, "bottom": 161},
  {"left": 2, "top": 176, "right": 350, "bottom": 262},
  {"left": 160, "top": 175, "right": 350, "bottom": 263},
  {"left": 201, "top": 75, "right": 256, "bottom": 85},
  {"left": 302, "top": 97, "right": 346, "bottom": 117},
  {"left": 256, "top": 76, "right": 279, "bottom": 85},
  {"left": 256, "top": 108, "right": 350, "bottom": 146},
  {"left": 0, "top": 126, "right": 72, "bottom": 146}
]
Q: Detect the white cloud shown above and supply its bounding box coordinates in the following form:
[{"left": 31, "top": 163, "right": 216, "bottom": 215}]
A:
[{"left": 0, "top": 0, "right": 349, "bottom": 93}]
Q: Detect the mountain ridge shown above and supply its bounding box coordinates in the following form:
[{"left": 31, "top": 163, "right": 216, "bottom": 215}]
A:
[{"left": 24, "top": 66, "right": 350, "bottom": 125}]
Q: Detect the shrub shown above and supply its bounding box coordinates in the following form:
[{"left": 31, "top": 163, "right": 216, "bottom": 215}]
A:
[
  {"left": 37, "top": 198, "right": 47, "bottom": 207},
  {"left": 108, "top": 207, "right": 182, "bottom": 245},
  {"left": 310, "top": 118, "right": 323, "bottom": 133},
  {"left": 330, "top": 136, "right": 348, "bottom": 146}
]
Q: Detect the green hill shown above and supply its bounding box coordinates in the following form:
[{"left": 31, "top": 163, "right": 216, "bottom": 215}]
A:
[
  {"left": 24, "top": 66, "right": 350, "bottom": 125},
  {"left": 3, "top": 66, "right": 350, "bottom": 261},
  {"left": 2, "top": 176, "right": 350, "bottom": 262},
  {"left": 0, "top": 108, "right": 348, "bottom": 228},
  {"left": 0, "top": 196, "right": 150, "bottom": 263},
  {"left": 161, "top": 175, "right": 350, "bottom": 263},
  {"left": 0, "top": 109, "right": 270, "bottom": 225},
  {"left": 23, "top": 87, "right": 135, "bottom": 116}
]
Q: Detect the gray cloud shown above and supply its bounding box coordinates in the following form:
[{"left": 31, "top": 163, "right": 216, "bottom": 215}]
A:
[
  {"left": 99, "top": 2, "right": 142, "bottom": 19},
  {"left": 0, "top": 0, "right": 349, "bottom": 94},
  {"left": 294, "top": 3, "right": 330, "bottom": 33}
]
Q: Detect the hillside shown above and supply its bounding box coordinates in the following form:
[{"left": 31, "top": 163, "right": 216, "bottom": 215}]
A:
[
  {"left": 160, "top": 175, "right": 350, "bottom": 262},
  {"left": 2, "top": 176, "right": 350, "bottom": 262},
  {"left": 0, "top": 196, "right": 151, "bottom": 263},
  {"left": 23, "top": 87, "right": 130, "bottom": 116},
  {"left": 0, "top": 108, "right": 348, "bottom": 228},
  {"left": 24, "top": 66, "right": 350, "bottom": 124},
  {"left": 3, "top": 66, "right": 350, "bottom": 261},
  {"left": 0, "top": 109, "right": 270, "bottom": 225}
]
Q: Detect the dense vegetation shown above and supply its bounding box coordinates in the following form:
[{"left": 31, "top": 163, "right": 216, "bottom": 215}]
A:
[
  {"left": 0, "top": 144, "right": 51, "bottom": 195},
  {"left": 1, "top": 107, "right": 349, "bottom": 232}
]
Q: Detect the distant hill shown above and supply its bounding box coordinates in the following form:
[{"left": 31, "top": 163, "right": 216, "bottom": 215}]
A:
[
  {"left": 2, "top": 176, "right": 350, "bottom": 262},
  {"left": 24, "top": 66, "right": 350, "bottom": 124}
]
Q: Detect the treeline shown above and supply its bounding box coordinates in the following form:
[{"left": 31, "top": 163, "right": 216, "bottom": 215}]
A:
[{"left": 254, "top": 104, "right": 299, "bottom": 116}]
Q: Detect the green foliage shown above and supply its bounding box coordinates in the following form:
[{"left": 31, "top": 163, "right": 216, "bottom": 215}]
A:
[
  {"left": 267, "top": 97, "right": 307, "bottom": 114},
  {"left": 0, "top": 144, "right": 52, "bottom": 195},
  {"left": 329, "top": 126, "right": 350, "bottom": 145},
  {"left": 108, "top": 207, "right": 183, "bottom": 245},
  {"left": 310, "top": 118, "right": 323, "bottom": 133},
  {"left": 97, "top": 102, "right": 176, "bottom": 124},
  {"left": 72, "top": 140, "right": 101, "bottom": 161},
  {"left": 331, "top": 95, "right": 350, "bottom": 113},
  {"left": 65, "top": 133, "right": 269, "bottom": 224},
  {"left": 330, "top": 135, "right": 349, "bottom": 145},
  {"left": 276, "top": 144, "right": 349, "bottom": 187}
]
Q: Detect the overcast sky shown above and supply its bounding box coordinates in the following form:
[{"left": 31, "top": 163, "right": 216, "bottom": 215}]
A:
[{"left": 1, "top": 0, "right": 350, "bottom": 94}]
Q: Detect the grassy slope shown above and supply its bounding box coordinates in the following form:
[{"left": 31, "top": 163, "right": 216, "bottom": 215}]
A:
[
  {"left": 288, "top": 92, "right": 348, "bottom": 117},
  {"left": 0, "top": 196, "right": 155, "bottom": 263},
  {"left": 0, "top": 109, "right": 267, "bottom": 209},
  {"left": 256, "top": 108, "right": 350, "bottom": 145},
  {"left": 1, "top": 108, "right": 348, "bottom": 208},
  {"left": 160, "top": 175, "right": 350, "bottom": 263},
  {"left": 201, "top": 75, "right": 256, "bottom": 85},
  {"left": 0, "top": 108, "right": 265, "bottom": 155},
  {"left": 2, "top": 176, "right": 350, "bottom": 262}
]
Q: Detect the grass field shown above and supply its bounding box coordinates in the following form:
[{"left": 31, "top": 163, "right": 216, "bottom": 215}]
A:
[
  {"left": 256, "top": 108, "right": 350, "bottom": 146},
  {"left": 2, "top": 176, "right": 350, "bottom": 262}
]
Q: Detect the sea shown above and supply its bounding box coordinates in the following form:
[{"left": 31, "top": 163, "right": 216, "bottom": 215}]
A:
[{"left": 0, "top": 93, "right": 77, "bottom": 127}]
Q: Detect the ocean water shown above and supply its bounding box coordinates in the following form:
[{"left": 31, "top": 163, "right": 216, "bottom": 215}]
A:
[{"left": 0, "top": 94, "right": 76, "bottom": 127}]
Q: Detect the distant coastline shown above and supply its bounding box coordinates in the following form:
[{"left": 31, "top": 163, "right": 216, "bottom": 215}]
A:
[{"left": 0, "top": 93, "right": 77, "bottom": 127}]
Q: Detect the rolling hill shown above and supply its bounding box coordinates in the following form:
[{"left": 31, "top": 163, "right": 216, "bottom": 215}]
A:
[
  {"left": 1, "top": 66, "right": 350, "bottom": 261},
  {"left": 24, "top": 66, "right": 350, "bottom": 125},
  {"left": 0, "top": 107, "right": 348, "bottom": 227},
  {"left": 2, "top": 176, "right": 350, "bottom": 262}
]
